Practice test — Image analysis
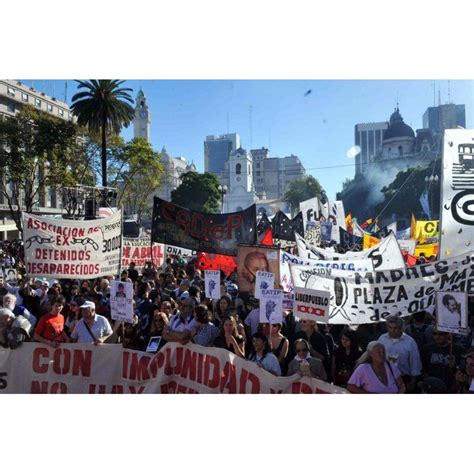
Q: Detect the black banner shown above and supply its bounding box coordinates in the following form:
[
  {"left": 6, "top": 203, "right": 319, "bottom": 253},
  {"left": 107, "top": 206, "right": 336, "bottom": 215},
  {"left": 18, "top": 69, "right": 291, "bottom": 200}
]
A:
[
  {"left": 271, "top": 211, "right": 304, "bottom": 242},
  {"left": 372, "top": 226, "right": 391, "bottom": 239},
  {"left": 339, "top": 227, "right": 363, "bottom": 248},
  {"left": 151, "top": 198, "right": 256, "bottom": 256}
]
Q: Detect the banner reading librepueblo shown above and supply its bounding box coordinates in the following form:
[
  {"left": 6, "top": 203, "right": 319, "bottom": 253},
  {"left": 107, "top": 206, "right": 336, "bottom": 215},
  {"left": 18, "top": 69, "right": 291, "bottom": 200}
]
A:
[
  {"left": 291, "top": 251, "right": 474, "bottom": 325},
  {"left": 205, "top": 270, "right": 221, "bottom": 299},
  {"left": 23, "top": 212, "right": 122, "bottom": 279},
  {"left": 110, "top": 280, "right": 134, "bottom": 323},
  {"left": 0, "top": 342, "right": 348, "bottom": 394},
  {"left": 255, "top": 271, "right": 275, "bottom": 299},
  {"left": 151, "top": 197, "right": 256, "bottom": 256},
  {"left": 122, "top": 238, "right": 165, "bottom": 272},
  {"left": 296, "top": 232, "right": 405, "bottom": 272},
  {"left": 293, "top": 287, "right": 331, "bottom": 324},
  {"left": 440, "top": 129, "right": 474, "bottom": 258},
  {"left": 259, "top": 289, "right": 283, "bottom": 324}
]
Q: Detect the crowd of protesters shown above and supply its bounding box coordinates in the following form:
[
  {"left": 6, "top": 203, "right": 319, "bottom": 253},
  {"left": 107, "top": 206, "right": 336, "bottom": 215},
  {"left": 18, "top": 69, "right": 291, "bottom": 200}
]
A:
[{"left": 1, "top": 250, "right": 474, "bottom": 394}]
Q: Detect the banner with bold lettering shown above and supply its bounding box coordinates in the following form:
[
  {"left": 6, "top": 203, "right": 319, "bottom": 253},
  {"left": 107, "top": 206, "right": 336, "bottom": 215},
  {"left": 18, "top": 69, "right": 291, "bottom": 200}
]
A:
[
  {"left": 122, "top": 238, "right": 165, "bottom": 272},
  {"left": 296, "top": 232, "right": 405, "bottom": 272},
  {"left": 439, "top": 130, "right": 474, "bottom": 258},
  {"left": 151, "top": 197, "right": 256, "bottom": 256},
  {"left": 299, "top": 197, "right": 320, "bottom": 230},
  {"left": 293, "top": 287, "right": 331, "bottom": 324},
  {"left": 23, "top": 212, "right": 122, "bottom": 279},
  {"left": 0, "top": 343, "right": 348, "bottom": 394},
  {"left": 165, "top": 245, "right": 197, "bottom": 258},
  {"left": 415, "top": 220, "right": 439, "bottom": 240},
  {"left": 290, "top": 251, "right": 474, "bottom": 325}
]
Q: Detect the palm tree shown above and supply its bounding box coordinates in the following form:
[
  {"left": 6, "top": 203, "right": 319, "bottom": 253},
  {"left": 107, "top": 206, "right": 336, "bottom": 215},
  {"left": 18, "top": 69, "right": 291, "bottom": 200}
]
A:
[{"left": 71, "top": 80, "right": 135, "bottom": 187}]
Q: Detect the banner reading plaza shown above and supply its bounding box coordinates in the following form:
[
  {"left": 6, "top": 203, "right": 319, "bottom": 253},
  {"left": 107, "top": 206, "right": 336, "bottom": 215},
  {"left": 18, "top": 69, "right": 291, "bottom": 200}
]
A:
[
  {"left": 22, "top": 212, "right": 122, "bottom": 279},
  {"left": 0, "top": 343, "right": 347, "bottom": 394},
  {"left": 151, "top": 197, "right": 257, "bottom": 256}
]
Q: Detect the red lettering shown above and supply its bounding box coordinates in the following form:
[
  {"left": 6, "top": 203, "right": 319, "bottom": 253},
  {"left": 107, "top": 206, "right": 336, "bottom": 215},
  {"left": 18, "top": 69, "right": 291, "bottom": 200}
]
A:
[
  {"left": 53, "top": 348, "right": 71, "bottom": 375},
  {"left": 227, "top": 215, "right": 242, "bottom": 238},
  {"left": 190, "top": 212, "right": 207, "bottom": 239},
  {"left": 220, "top": 362, "right": 237, "bottom": 393},
  {"left": 31, "top": 381, "right": 49, "bottom": 393},
  {"left": 162, "top": 202, "right": 176, "bottom": 221},
  {"left": 111, "top": 385, "right": 124, "bottom": 394},
  {"left": 50, "top": 382, "right": 68, "bottom": 394},
  {"left": 32, "top": 347, "right": 50, "bottom": 374},
  {"left": 129, "top": 386, "right": 145, "bottom": 394},
  {"left": 176, "top": 209, "right": 191, "bottom": 233},
  {"left": 181, "top": 348, "right": 198, "bottom": 382},
  {"left": 72, "top": 349, "right": 92, "bottom": 377}
]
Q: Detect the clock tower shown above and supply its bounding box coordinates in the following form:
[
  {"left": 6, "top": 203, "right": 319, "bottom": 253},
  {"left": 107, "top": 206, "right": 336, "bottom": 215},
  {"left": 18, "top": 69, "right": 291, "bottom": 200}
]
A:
[{"left": 133, "top": 87, "right": 151, "bottom": 142}]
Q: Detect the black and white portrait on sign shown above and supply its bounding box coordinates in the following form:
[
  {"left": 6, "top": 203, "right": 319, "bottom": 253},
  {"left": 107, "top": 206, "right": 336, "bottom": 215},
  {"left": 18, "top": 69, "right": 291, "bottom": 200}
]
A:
[{"left": 436, "top": 291, "right": 467, "bottom": 335}]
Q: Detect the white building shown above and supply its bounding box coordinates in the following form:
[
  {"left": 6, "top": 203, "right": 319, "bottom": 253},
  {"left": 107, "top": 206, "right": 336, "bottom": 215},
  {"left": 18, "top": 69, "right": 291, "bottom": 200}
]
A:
[
  {"left": 223, "top": 147, "right": 257, "bottom": 213},
  {"left": 133, "top": 88, "right": 151, "bottom": 142}
]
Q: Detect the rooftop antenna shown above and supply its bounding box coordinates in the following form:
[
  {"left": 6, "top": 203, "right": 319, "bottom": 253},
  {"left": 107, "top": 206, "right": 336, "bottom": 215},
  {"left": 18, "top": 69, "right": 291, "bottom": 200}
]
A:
[
  {"left": 448, "top": 80, "right": 451, "bottom": 104},
  {"left": 433, "top": 81, "right": 436, "bottom": 106},
  {"left": 438, "top": 87, "right": 441, "bottom": 106},
  {"left": 226, "top": 111, "right": 229, "bottom": 134},
  {"left": 52, "top": 81, "right": 55, "bottom": 98},
  {"left": 64, "top": 81, "right": 68, "bottom": 103}
]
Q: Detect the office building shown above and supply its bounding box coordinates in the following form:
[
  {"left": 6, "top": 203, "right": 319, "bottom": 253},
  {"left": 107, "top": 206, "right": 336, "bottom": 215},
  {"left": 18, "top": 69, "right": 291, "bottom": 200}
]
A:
[
  {"left": 354, "top": 122, "right": 388, "bottom": 175},
  {"left": 423, "top": 103, "right": 466, "bottom": 135},
  {"left": 204, "top": 133, "right": 240, "bottom": 179}
]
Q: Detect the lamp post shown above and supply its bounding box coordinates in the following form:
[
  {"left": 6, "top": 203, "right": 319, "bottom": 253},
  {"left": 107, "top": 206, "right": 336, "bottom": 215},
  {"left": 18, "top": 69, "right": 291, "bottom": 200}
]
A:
[
  {"left": 424, "top": 174, "right": 439, "bottom": 219},
  {"left": 218, "top": 184, "right": 227, "bottom": 213}
]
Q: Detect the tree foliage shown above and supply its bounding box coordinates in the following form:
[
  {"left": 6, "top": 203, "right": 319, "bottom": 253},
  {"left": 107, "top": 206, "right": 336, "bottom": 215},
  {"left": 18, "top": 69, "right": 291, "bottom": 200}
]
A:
[
  {"left": 171, "top": 172, "right": 221, "bottom": 213},
  {"left": 71, "top": 80, "right": 135, "bottom": 187},
  {"left": 0, "top": 106, "right": 83, "bottom": 232},
  {"left": 283, "top": 175, "right": 326, "bottom": 215}
]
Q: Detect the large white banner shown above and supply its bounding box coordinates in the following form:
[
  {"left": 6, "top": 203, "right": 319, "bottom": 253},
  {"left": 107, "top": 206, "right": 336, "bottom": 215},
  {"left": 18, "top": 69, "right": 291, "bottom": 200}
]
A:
[
  {"left": 291, "top": 251, "right": 474, "bottom": 324},
  {"left": 439, "top": 129, "right": 474, "bottom": 258},
  {"left": 296, "top": 232, "right": 405, "bottom": 272},
  {"left": 280, "top": 250, "right": 373, "bottom": 293},
  {"left": 0, "top": 343, "right": 348, "bottom": 394},
  {"left": 300, "top": 197, "right": 320, "bottom": 230},
  {"left": 23, "top": 212, "right": 122, "bottom": 279}
]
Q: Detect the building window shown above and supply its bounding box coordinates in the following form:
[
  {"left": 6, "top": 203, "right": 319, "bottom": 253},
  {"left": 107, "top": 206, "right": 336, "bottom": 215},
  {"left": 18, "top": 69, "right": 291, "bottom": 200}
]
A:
[
  {"left": 48, "top": 104, "right": 53, "bottom": 112},
  {"left": 256, "top": 163, "right": 260, "bottom": 168},
  {"left": 7, "top": 103, "right": 15, "bottom": 113},
  {"left": 22, "top": 92, "right": 28, "bottom": 102},
  {"left": 236, "top": 163, "right": 241, "bottom": 175},
  {"left": 35, "top": 98, "right": 41, "bottom": 108},
  {"left": 7, "top": 87, "right": 15, "bottom": 97},
  {"left": 58, "top": 108, "right": 64, "bottom": 116},
  {"left": 256, "top": 171, "right": 261, "bottom": 176},
  {"left": 398, "top": 146, "right": 403, "bottom": 156}
]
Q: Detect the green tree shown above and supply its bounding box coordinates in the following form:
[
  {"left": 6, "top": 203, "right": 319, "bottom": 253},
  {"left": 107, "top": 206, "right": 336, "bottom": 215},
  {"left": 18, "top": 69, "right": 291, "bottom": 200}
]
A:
[
  {"left": 171, "top": 172, "right": 221, "bottom": 212},
  {"left": 108, "top": 137, "right": 164, "bottom": 224},
  {"left": 0, "top": 106, "right": 80, "bottom": 232},
  {"left": 71, "top": 80, "right": 135, "bottom": 187},
  {"left": 283, "top": 175, "right": 326, "bottom": 216}
]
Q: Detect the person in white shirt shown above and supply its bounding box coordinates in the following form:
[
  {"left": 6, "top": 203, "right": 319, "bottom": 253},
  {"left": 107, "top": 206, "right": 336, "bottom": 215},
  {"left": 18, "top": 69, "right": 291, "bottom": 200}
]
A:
[{"left": 70, "top": 301, "right": 112, "bottom": 345}]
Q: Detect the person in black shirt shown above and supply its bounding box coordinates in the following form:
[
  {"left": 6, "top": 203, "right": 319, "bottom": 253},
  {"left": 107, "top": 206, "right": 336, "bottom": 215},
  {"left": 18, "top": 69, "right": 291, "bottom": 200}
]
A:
[
  {"left": 331, "top": 327, "right": 363, "bottom": 387},
  {"left": 294, "top": 319, "right": 329, "bottom": 373}
]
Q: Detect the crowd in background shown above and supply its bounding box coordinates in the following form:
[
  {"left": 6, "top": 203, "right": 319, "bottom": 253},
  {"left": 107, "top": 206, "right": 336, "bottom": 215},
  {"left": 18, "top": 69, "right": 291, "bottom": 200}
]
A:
[{"left": 1, "top": 248, "right": 474, "bottom": 394}]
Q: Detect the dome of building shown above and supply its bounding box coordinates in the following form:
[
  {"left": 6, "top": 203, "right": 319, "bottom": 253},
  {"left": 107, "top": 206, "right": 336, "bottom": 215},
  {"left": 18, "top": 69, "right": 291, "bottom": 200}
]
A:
[
  {"left": 233, "top": 147, "right": 247, "bottom": 156},
  {"left": 383, "top": 107, "right": 415, "bottom": 140},
  {"left": 160, "top": 146, "right": 171, "bottom": 163}
]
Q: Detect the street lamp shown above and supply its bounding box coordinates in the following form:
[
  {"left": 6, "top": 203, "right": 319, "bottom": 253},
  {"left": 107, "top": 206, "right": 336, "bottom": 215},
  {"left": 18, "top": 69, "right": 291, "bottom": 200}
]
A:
[{"left": 218, "top": 184, "right": 227, "bottom": 213}]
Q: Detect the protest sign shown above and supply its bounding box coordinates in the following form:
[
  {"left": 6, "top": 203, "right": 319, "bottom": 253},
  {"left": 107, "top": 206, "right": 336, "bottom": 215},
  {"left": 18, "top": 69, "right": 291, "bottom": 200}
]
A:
[
  {"left": 259, "top": 289, "right": 283, "bottom": 324},
  {"left": 255, "top": 271, "right": 275, "bottom": 299},
  {"left": 23, "top": 211, "right": 122, "bottom": 279},
  {"left": 397, "top": 239, "right": 416, "bottom": 255},
  {"left": 304, "top": 221, "right": 321, "bottom": 246},
  {"left": 435, "top": 291, "right": 468, "bottom": 335},
  {"left": 205, "top": 270, "right": 221, "bottom": 299},
  {"left": 271, "top": 211, "right": 304, "bottom": 242},
  {"left": 339, "top": 227, "right": 363, "bottom": 248},
  {"left": 414, "top": 242, "right": 438, "bottom": 258},
  {"left": 110, "top": 280, "right": 134, "bottom": 323},
  {"left": 297, "top": 232, "right": 405, "bottom": 272},
  {"left": 414, "top": 220, "right": 439, "bottom": 240},
  {"left": 151, "top": 197, "right": 256, "bottom": 256},
  {"left": 0, "top": 342, "right": 348, "bottom": 394},
  {"left": 165, "top": 245, "right": 197, "bottom": 258},
  {"left": 237, "top": 246, "right": 280, "bottom": 296},
  {"left": 122, "top": 238, "right": 165, "bottom": 272},
  {"left": 291, "top": 251, "right": 474, "bottom": 325},
  {"left": 439, "top": 130, "right": 474, "bottom": 258},
  {"left": 320, "top": 222, "right": 332, "bottom": 242},
  {"left": 300, "top": 197, "right": 321, "bottom": 230},
  {"left": 363, "top": 233, "right": 381, "bottom": 249},
  {"left": 293, "top": 287, "right": 331, "bottom": 324},
  {"left": 4, "top": 268, "right": 17, "bottom": 286}
]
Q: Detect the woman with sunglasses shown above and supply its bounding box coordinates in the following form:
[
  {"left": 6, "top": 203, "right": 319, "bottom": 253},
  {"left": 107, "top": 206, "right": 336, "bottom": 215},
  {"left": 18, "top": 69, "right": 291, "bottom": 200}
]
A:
[
  {"left": 287, "top": 339, "right": 327, "bottom": 380},
  {"left": 140, "top": 307, "right": 169, "bottom": 351},
  {"left": 247, "top": 331, "right": 281, "bottom": 376}
]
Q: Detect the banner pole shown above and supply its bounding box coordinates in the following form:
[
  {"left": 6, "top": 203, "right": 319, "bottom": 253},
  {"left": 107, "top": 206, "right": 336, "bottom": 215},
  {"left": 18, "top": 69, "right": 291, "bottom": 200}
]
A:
[{"left": 117, "top": 207, "right": 124, "bottom": 279}]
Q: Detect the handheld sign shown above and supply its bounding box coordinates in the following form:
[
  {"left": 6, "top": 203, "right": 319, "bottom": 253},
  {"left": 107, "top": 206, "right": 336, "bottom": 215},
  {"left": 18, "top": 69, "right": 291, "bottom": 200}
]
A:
[
  {"left": 293, "top": 287, "right": 331, "bottom": 324},
  {"left": 436, "top": 291, "right": 468, "bottom": 335},
  {"left": 259, "top": 289, "right": 283, "bottom": 324},
  {"left": 205, "top": 270, "right": 221, "bottom": 299},
  {"left": 255, "top": 271, "right": 275, "bottom": 299},
  {"left": 110, "top": 280, "right": 134, "bottom": 323}
]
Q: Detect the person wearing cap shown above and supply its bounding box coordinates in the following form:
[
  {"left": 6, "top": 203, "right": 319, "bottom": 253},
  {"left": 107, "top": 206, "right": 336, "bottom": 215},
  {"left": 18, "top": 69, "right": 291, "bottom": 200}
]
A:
[
  {"left": 70, "top": 300, "right": 112, "bottom": 345},
  {"left": 347, "top": 341, "right": 406, "bottom": 394},
  {"left": 33, "top": 295, "right": 69, "bottom": 348}
]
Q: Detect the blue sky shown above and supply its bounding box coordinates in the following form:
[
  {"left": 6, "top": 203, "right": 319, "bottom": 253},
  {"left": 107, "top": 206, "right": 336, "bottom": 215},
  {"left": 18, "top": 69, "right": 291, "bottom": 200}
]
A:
[{"left": 23, "top": 79, "right": 474, "bottom": 199}]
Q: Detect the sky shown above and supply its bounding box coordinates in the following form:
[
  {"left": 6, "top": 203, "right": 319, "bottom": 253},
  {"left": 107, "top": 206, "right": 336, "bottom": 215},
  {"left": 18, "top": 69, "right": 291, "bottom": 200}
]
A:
[{"left": 18, "top": 79, "right": 474, "bottom": 199}]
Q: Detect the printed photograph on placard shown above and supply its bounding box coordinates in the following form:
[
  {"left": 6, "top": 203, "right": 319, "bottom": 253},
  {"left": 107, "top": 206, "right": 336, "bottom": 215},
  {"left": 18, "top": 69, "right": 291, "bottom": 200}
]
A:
[
  {"left": 204, "top": 270, "right": 221, "bottom": 299},
  {"left": 110, "top": 280, "right": 134, "bottom": 323},
  {"left": 4, "top": 268, "right": 17, "bottom": 286},
  {"left": 237, "top": 245, "right": 280, "bottom": 296},
  {"left": 436, "top": 291, "right": 468, "bottom": 335}
]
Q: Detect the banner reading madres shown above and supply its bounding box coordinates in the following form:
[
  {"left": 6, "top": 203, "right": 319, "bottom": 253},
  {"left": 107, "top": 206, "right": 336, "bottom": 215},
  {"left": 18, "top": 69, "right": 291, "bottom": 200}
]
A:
[
  {"left": 23, "top": 212, "right": 122, "bottom": 279},
  {"left": 151, "top": 197, "right": 256, "bottom": 256}
]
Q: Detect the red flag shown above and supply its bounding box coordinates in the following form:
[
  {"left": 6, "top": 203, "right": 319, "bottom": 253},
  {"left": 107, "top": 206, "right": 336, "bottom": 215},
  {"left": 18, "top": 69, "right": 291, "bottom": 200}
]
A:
[
  {"left": 401, "top": 250, "right": 417, "bottom": 267},
  {"left": 196, "top": 252, "right": 237, "bottom": 276},
  {"left": 258, "top": 227, "right": 273, "bottom": 246}
]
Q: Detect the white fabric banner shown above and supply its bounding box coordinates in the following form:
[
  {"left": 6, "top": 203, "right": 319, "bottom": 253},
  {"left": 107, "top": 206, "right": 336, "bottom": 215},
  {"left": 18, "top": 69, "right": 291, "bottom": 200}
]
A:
[
  {"left": 165, "top": 245, "right": 197, "bottom": 257},
  {"left": 23, "top": 212, "right": 122, "bottom": 279},
  {"left": 300, "top": 197, "right": 320, "bottom": 230},
  {"left": 398, "top": 239, "right": 417, "bottom": 255},
  {"left": 110, "top": 280, "right": 134, "bottom": 323},
  {"left": 439, "top": 129, "right": 474, "bottom": 258},
  {"left": 0, "top": 343, "right": 348, "bottom": 394},
  {"left": 290, "top": 251, "right": 474, "bottom": 324},
  {"left": 255, "top": 271, "right": 275, "bottom": 299},
  {"left": 293, "top": 287, "right": 331, "bottom": 324},
  {"left": 122, "top": 238, "right": 165, "bottom": 272},
  {"left": 205, "top": 270, "right": 221, "bottom": 299},
  {"left": 259, "top": 289, "right": 283, "bottom": 324},
  {"left": 296, "top": 232, "right": 405, "bottom": 272}
]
